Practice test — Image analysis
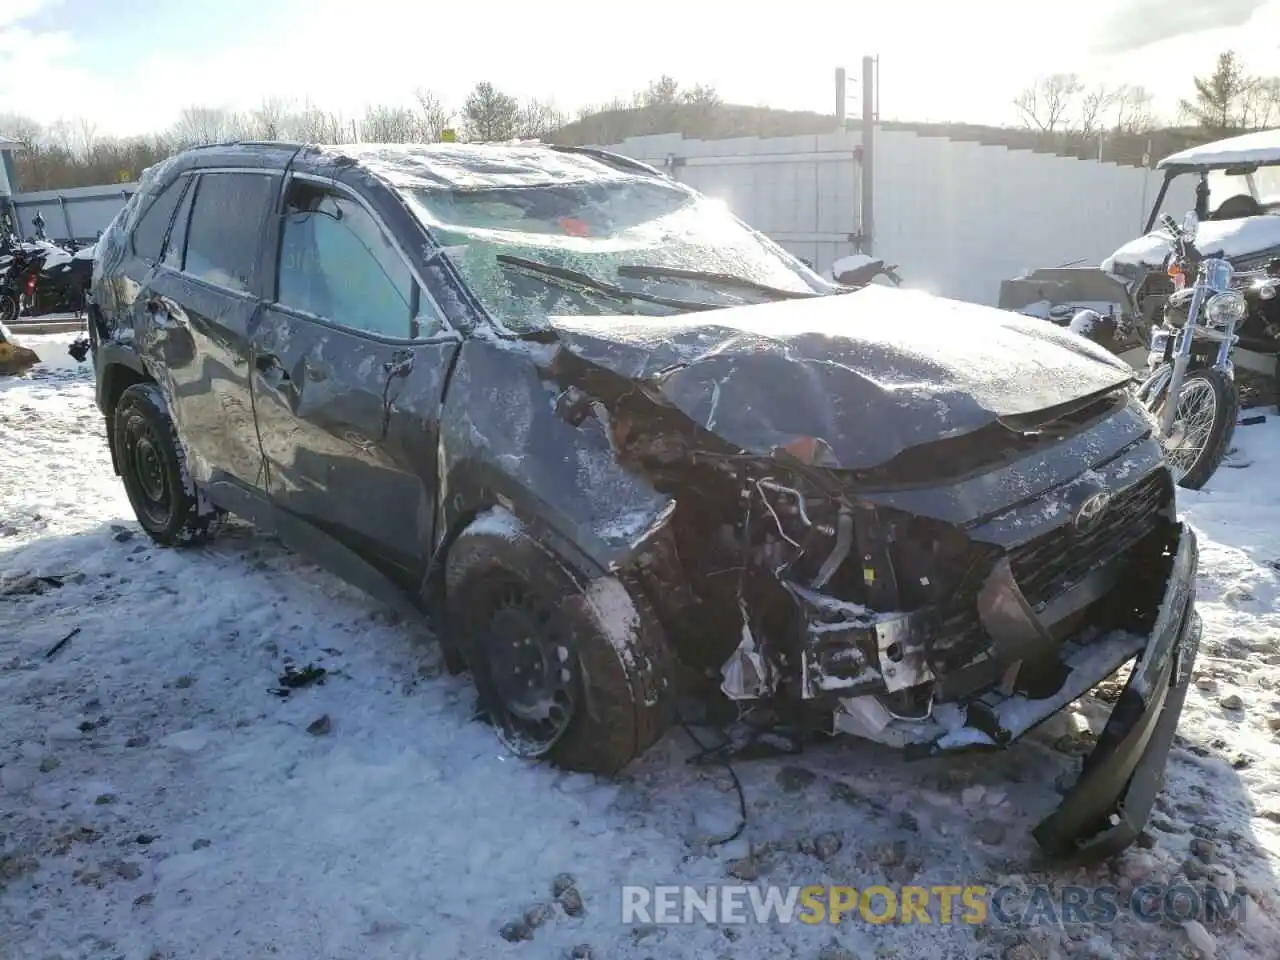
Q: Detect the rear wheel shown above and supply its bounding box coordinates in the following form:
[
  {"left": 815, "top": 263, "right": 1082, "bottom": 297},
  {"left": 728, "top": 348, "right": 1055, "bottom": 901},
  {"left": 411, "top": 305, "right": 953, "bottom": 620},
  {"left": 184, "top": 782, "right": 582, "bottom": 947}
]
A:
[
  {"left": 445, "top": 508, "right": 674, "bottom": 774},
  {"left": 114, "top": 382, "right": 216, "bottom": 546},
  {"left": 1158, "top": 367, "right": 1238, "bottom": 491}
]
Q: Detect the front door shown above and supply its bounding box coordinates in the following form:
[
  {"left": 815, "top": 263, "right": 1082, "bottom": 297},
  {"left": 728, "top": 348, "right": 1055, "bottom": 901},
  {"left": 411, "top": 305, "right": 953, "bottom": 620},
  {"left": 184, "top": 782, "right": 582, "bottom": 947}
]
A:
[{"left": 249, "top": 175, "right": 459, "bottom": 586}]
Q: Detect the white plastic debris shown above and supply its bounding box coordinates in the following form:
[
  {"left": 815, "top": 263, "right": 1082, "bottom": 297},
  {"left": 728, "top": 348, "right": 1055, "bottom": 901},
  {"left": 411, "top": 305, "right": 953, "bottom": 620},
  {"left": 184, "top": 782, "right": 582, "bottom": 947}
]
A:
[
  {"left": 1183, "top": 919, "right": 1215, "bottom": 958},
  {"left": 832, "top": 695, "right": 894, "bottom": 738},
  {"left": 719, "top": 602, "right": 774, "bottom": 700}
]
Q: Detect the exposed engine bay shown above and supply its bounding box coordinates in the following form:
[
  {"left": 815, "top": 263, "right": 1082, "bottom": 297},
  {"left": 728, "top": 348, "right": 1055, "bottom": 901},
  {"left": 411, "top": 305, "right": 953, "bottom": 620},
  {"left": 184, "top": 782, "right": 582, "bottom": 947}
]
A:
[{"left": 553, "top": 346, "right": 1179, "bottom": 762}]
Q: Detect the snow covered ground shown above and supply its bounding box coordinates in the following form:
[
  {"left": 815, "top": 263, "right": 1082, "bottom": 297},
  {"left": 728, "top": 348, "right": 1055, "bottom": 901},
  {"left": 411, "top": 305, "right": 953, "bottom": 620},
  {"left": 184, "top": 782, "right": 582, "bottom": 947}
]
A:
[{"left": 3, "top": 332, "right": 1280, "bottom": 960}]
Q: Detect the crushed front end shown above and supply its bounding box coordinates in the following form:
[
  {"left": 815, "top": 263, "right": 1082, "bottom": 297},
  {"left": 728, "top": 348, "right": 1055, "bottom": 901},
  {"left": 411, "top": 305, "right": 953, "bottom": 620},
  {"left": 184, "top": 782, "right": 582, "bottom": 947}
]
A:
[{"left": 622, "top": 387, "right": 1199, "bottom": 862}]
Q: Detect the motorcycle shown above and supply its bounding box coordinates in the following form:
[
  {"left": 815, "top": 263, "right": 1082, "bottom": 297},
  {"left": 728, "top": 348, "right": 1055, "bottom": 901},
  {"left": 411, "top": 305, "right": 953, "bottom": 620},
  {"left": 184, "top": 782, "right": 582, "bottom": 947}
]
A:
[
  {"left": 1134, "top": 212, "right": 1273, "bottom": 490},
  {"left": 0, "top": 235, "right": 94, "bottom": 322}
]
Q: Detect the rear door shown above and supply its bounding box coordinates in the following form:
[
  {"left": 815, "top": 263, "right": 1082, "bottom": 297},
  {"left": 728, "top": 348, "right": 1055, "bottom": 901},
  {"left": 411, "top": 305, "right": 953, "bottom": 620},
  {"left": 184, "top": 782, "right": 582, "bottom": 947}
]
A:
[
  {"left": 249, "top": 173, "right": 460, "bottom": 586},
  {"left": 142, "top": 169, "right": 280, "bottom": 492}
]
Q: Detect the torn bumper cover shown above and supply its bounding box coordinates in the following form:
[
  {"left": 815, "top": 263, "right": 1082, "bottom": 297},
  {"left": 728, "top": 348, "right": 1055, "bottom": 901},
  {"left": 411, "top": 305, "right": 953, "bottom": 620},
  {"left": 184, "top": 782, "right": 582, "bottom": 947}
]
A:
[
  {"left": 826, "top": 522, "right": 1200, "bottom": 862},
  {"left": 1033, "top": 523, "right": 1199, "bottom": 862}
]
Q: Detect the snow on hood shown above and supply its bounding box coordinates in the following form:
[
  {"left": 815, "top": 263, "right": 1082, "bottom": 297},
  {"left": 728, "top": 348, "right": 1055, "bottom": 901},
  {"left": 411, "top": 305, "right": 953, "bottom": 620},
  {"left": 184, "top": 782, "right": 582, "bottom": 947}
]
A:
[
  {"left": 1158, "top": 129, "right": 1280, "bottom": 170},
  {"left": 1101, "top": 215, "right": 1280, "bottom": 271},
  {"left": 548, "top": 286, "right": 1134, "bottom": 472}
]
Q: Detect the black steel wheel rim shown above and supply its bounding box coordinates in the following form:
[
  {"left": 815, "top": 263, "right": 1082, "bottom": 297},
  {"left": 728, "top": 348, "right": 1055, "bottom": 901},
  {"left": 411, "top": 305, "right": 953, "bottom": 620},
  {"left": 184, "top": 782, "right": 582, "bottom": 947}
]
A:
[
  {"left": 477, "top": 579, "right": 578, "bottom": 756},
  {"left": 123, "top": 415, "right": 173, "bottom": 527}
]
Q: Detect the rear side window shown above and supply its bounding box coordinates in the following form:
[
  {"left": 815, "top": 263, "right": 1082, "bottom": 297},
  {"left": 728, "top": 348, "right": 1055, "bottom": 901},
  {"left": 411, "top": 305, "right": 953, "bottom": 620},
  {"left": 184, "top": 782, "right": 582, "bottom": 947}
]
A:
[
  {"left": 130, "top": 178, "right": 186, "bottom": 261},
  {"left": 161, "top": 176, "right": 196, "bottom": 270},
  {"left": 184, "top": 172, "right": 277, "bottom": 293}
]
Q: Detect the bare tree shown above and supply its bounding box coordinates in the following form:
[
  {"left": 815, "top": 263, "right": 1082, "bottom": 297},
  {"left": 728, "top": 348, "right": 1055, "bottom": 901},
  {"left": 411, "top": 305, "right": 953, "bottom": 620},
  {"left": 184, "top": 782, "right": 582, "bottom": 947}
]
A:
[
  {"left": 252, "top": 97, "right": 290, "bottom": 140},
  {"left": 680, "top": 83, "right": 722, "bottom": 107},
  {"left": 1077, "top": 84, "right": 1118, "bottom": 140},
  {"left": 171, "top": 106, "right": 241, "bottom": 147},
  {"left": 0, "top": 113, "right": 43, "bottom": 150},
  {"left": 1112, "top": 84, "right": 1156, "bottom": 135},
  {"left": 1012, "top": 73, "right": 1084, "bottom": 133},
  {"left": 44, "top": 119, "right": 75, "bottom": 154},
  {"left": 283, "top": 100, "right": 345, "bottom": 144},
  {"left": 514, "top": 99, "right": 565, "bottom": 139},
  {"left": 413, "top": 89, "right": 453, "bottom": 142},
  {"left": 1243, "top": 76, "right": 1280, "bottom": 130},
  {"left": 642, "top": 75, "right": 681, "bottom": 107},
  {"left": 360, "top": 104, "right": 418, "bottom": 143},
  {"left": 75, "top": 117, "right": 98, "bottom": 160}
]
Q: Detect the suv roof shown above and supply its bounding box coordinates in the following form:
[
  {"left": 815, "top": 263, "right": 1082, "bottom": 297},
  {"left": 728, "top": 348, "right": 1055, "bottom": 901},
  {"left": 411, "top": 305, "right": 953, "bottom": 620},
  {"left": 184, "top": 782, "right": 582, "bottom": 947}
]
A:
[{"left": 171, "top": 140, "right": 667, "bottom": 189}]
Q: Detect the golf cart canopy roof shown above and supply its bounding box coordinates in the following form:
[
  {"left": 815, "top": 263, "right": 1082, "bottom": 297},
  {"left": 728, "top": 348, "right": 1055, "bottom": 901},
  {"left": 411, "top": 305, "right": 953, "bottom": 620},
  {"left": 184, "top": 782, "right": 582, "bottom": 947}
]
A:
[{"left": 1158, "top": 129, "right": 1280, "bottom": 173}]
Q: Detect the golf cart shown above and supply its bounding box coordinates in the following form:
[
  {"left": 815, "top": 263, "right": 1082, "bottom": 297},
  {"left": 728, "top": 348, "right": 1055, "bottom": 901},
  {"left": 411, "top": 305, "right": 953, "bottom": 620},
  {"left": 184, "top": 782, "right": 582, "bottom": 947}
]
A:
[{"left": 999, "top": 129, "right": 1280, "bottom": 384}]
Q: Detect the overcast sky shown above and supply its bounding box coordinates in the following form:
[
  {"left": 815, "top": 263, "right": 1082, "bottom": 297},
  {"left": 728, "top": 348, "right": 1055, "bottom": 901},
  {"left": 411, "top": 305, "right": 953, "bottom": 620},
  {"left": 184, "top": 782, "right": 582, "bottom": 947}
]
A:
[{"left": 3, "top": 0, "right": 1279, "bottom": 137}]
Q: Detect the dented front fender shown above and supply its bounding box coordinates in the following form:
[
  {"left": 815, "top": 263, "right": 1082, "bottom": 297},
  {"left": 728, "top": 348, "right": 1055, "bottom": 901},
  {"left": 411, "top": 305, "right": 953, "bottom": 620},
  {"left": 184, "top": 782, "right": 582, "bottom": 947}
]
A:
[{"left": 434, "top": 339, "right": 675, "bottom": 577}]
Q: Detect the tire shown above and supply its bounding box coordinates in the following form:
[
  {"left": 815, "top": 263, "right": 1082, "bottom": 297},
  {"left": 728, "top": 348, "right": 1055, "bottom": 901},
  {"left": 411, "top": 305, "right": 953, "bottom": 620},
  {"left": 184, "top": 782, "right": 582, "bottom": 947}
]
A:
[
  {"left": 113, "top": 382, "right": 215, "bottom": 546},
  {"left": 445, "top": 508, "right": 674, "bottom": 775},
  {"left": 1161, "top": 367, "right": 1239, "bottom": 491},
  {"left": 0, "top": 290, "right": 16, "bottom": 327}
]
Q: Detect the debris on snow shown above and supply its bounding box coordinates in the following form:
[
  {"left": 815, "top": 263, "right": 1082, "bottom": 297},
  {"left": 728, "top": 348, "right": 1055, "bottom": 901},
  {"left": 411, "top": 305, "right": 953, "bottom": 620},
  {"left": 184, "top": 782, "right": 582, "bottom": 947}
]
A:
[
  {"left": 557, "top": 885, "right": 586, "bottom": 917},
  {"left": 551, "top": 872, "right": 577, "bottom": 898},
  {"left": 270, "top": 662, "right": 327, "bottom": 696},
  {"left": 499, "top": 919, "right": 534, "bottom": 942}
]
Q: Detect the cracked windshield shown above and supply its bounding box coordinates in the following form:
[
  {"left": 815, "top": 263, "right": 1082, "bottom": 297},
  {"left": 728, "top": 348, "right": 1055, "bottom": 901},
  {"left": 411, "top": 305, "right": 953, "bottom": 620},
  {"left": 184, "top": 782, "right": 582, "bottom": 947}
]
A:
[{"left": 402, "top": 178, "right": 823, "bottom": 330}]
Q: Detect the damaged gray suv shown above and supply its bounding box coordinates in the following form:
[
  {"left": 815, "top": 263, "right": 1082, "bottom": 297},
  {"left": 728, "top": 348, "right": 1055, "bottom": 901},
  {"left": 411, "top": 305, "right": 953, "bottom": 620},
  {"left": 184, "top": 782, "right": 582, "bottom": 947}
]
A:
[{"left": 87, "top": 140, "right": 1200, "bottom": 862}]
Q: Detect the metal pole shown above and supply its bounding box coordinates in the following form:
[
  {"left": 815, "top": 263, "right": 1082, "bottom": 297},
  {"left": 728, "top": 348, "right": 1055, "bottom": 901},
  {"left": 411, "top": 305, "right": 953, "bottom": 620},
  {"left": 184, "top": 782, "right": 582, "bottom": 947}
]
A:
[
  {"left": 861, "top": 55, "right": 875, "bottom": 256},
  {"left": 58, "top": 196, "right": 73, "bottom": 240},
  {"left": 835, "top": 67, "right": 847, "bottom": 132}
]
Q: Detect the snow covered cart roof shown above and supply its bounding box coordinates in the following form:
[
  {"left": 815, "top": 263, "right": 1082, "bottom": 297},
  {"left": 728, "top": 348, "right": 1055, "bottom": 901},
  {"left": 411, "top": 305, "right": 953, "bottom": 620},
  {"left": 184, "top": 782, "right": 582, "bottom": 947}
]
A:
[{"left": 1158, "top": 129, "right": 1280, "bottom": 172}]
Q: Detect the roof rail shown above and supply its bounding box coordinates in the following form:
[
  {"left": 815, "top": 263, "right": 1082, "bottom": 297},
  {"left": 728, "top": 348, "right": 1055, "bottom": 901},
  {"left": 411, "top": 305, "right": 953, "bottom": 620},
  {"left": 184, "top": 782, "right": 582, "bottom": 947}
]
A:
[
  {"left": 181, "top": 139, "right": 306, "bottom": 152},
  {"left": 232, "top": 139, "right": 308, "bottom": 149},
  {"left": 548, "top": 145, "right": 667, "bottom": 178}
]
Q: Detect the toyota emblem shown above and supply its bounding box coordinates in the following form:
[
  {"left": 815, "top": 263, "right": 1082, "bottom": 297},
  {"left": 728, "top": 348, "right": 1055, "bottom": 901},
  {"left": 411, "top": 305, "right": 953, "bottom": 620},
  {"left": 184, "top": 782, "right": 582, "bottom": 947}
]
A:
[{"left": 1073, "top": 491, "right": 1112, "bottom": 534}]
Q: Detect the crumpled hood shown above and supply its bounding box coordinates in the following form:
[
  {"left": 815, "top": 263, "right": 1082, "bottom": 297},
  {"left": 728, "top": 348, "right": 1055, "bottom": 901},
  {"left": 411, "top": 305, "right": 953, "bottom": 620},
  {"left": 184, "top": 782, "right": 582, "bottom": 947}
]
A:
[
  {"left": 548, "top": 285, "right": 1134, "bottom": 471},
  {"left": 1102, "top": 215, "right": 1280, "bottom": 272}
]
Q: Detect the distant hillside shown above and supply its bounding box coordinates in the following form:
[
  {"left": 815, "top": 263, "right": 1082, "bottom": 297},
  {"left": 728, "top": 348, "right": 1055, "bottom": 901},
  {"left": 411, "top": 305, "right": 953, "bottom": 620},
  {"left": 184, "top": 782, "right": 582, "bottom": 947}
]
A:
[{"left": 549, "top": 102, "right": 1227, "bottom": 169}]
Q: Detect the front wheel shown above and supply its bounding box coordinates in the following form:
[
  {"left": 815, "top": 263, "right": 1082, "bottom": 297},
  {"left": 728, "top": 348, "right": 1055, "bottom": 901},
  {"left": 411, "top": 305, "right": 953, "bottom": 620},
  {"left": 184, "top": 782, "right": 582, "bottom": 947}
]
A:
[
  {"left": 445, "top": 508, "right": 675, "bottom": 774},
  {"left": 1153, "top": 367, "right": 1238, "bottom": 491}
]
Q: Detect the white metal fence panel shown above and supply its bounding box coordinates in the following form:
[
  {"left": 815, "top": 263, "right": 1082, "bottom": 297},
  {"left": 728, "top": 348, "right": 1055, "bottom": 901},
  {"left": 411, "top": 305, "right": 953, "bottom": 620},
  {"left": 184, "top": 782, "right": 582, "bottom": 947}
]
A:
[
  {"left": 602, "top": 130, "right": 1198, "bottom": 305},
  {"left": 9, "top": 182, "right": 139, "bottom": 243},
  {"left": 605, "top": 131, "right": 865, "bottom": 273}
]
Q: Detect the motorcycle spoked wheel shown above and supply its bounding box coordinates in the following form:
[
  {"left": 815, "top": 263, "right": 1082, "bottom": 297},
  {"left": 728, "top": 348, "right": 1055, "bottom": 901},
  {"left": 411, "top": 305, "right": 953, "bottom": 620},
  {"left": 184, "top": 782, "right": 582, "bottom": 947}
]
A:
[{"left": 1151, "top": 367, "right": 1239, "bottom": 491}]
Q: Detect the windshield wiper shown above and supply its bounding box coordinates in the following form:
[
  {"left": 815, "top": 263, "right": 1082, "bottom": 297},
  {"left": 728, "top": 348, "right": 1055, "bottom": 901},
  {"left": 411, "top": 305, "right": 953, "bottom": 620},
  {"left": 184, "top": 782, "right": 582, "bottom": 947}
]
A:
[
  {"left": 616, "top": 263, "right": 821, "bottom": 301},
  {"left": 496, "top": 254, "right": 719, "bottom": 313}
]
